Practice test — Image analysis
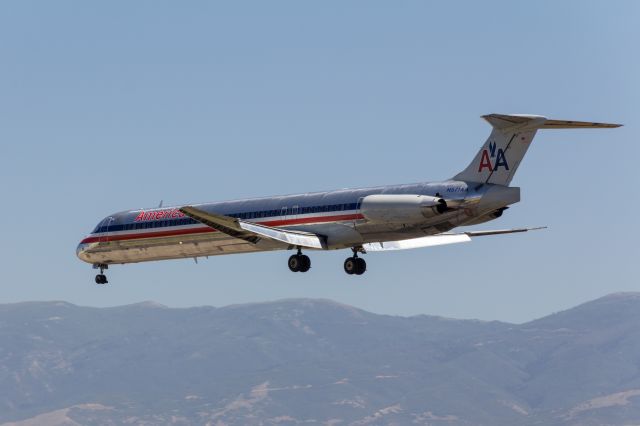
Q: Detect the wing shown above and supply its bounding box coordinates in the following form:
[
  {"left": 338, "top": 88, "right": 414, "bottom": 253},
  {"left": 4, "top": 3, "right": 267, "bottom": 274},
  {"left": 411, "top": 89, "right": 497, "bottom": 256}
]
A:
[
  {"left": 363, "top": 227, "right": 545, "bottom": 252},
  {"left": 179, "top": 206, "right": 326, "bottom": 249}
]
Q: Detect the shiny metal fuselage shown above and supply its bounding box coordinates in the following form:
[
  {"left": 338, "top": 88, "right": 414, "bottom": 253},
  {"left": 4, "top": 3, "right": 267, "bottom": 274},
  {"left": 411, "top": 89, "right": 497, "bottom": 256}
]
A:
[{"left": 76, "top": 180, "right": 519, "bottom": 265}]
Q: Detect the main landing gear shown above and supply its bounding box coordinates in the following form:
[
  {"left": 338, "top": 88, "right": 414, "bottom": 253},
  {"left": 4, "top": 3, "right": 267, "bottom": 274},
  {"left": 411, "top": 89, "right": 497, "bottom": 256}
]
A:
[
  {"left": 287, "top": 247, "right": 368, "bottom": 275},
  {"left": 94, "top": 264, "right": 108, "bottom": 285},
  {"left": 344, "top": 247, "right": 366, "bottom": 276},
  {"left": 288, "top": 248, "right": 311, "bottom": 273}
]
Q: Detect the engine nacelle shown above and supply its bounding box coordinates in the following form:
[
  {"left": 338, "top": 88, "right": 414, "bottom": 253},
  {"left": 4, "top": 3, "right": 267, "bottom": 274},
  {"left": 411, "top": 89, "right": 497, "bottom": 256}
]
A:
[{"left": 360, "top": 194, "right": 447, "bottom": 223}]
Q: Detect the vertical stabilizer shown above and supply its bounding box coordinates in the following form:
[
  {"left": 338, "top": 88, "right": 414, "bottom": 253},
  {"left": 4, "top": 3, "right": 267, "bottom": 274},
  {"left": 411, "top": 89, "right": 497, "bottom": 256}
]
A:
[{"left": 453, "top": 114, "right": 621, "bottom": 186}]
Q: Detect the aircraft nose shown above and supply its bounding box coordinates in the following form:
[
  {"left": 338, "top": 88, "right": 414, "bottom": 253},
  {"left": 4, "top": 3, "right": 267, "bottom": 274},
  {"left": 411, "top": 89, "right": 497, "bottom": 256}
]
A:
[{"left": 76, "top": 242, "right": 91, "bottom": 263}]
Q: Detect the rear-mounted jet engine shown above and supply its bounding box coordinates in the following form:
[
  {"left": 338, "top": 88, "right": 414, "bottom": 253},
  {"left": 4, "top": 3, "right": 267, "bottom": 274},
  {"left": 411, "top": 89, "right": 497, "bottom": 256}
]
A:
[{"left": 360, "top": 194, "right": 448, "bottom": 224}]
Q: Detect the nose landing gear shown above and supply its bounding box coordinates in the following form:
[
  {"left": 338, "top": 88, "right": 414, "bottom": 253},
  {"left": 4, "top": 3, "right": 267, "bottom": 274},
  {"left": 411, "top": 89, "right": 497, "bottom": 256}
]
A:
[
  {"left": 344, "top": 247, "right": 366, "bottom": 275},
  {"left": 93, "top": 264, "right": 109, "bottom": 285}
]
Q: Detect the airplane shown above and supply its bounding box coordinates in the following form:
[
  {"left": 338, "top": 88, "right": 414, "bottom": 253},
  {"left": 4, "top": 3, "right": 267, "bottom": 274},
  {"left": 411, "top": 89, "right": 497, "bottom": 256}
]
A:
[{"left": 76, "top": 114, "right": 621, "bottom": 284}]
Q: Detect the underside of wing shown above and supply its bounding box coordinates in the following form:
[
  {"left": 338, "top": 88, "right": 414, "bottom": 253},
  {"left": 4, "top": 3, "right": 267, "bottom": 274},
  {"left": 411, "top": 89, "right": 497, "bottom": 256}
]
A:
[
  {"left": 462, "top": 226, "right": 546, "bottom": 237},
  {"left": 179, "top": 206, "right": 326, "bottom": 249},
  {"left": 363, "top": 234, "right": 471, "bottom": 251},
  {"left": 363, "top": 227, "right": 545, "bottom": 252},
  {"left": 238, "top": 221, "right": 325, "bottom": 249}
]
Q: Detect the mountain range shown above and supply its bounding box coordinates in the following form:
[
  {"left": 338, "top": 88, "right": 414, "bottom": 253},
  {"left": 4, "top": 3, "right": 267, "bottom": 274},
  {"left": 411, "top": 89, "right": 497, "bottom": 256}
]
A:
[{"left": 2, "top": 293, "right": 640, "bottom": 425}]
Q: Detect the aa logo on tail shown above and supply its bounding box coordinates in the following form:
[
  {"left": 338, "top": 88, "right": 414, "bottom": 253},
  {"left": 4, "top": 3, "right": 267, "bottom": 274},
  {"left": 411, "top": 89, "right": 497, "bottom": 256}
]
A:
[{"left": 478, "top": 141, "right": 509, "bottom": 172}]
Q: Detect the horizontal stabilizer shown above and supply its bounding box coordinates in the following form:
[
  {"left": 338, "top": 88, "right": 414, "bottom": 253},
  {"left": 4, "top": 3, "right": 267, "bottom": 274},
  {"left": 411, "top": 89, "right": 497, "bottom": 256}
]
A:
[
  {"left": 541, "top": 119, "right": 622, "bottom": 129},
  {"left": 363, "top": 227, "right": 544, "bottom": 252},
  {"left": 482, "top": 114, "right": 622, "bottom": 130},
  {"left": 180, "top": 206, "right": 325, "bottom": 249}
]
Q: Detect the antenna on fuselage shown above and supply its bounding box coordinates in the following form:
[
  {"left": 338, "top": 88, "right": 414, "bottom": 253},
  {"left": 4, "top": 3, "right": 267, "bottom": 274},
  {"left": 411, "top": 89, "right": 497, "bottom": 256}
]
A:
[{"left": 158, "top": 200, "right": 163, "bottom": 208}]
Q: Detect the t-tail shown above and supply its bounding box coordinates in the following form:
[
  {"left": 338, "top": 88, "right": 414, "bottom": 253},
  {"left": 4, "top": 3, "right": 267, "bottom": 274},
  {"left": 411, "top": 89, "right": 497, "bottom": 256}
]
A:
[{"left": 453, "top": 114, "right": 621, "bottom": 186}]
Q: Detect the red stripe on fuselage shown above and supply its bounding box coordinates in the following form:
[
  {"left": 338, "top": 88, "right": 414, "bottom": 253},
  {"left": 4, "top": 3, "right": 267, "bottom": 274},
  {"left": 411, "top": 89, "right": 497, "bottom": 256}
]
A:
[
  {"left": 80, "top": 213, "right": 364, "bottom": 244},
  {"left": 80, "top": 226, "right": 215, "bottom": 244}
]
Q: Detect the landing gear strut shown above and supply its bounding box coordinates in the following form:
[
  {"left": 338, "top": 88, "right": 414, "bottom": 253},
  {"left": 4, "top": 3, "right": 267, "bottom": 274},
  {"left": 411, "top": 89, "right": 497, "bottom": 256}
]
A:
[
  {"left": 94, "top": 264, "right": 108, "bottom": 284},
  {"left": 288, "top": 248, "right": 311, "bottom": 273},
  {"left": 344, "top": 247, "right": 366, "bottom": 275}
]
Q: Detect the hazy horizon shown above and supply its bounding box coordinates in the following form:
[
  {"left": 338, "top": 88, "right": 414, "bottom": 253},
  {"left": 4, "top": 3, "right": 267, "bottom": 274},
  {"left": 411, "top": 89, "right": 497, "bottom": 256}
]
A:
[{"left": 3, "top": 291, "right": 638, "bottom": 326}]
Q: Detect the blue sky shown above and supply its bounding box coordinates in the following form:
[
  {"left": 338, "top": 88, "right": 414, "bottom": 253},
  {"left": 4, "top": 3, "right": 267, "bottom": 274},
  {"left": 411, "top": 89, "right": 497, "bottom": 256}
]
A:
[{"left": 1, "top": 1, "right": 637, "bottom": 323}]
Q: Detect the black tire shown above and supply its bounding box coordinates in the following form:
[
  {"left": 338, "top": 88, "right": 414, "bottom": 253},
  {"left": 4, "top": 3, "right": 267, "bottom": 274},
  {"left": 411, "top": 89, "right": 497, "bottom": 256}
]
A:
[
  {"left": 299, "top": 255, "right": 311, "bottom": 272},
  {"left": 288, "top": 254, "right": 301, "bottom": 272},
  {"left": 355, "top": 258, "right": 367, "bottom": 275},
  {"left": 95, "top": 275, "right": 102, "bottom": 284},
  {"left": 343, "top": 258, "right": 357, "bottom": 275}
]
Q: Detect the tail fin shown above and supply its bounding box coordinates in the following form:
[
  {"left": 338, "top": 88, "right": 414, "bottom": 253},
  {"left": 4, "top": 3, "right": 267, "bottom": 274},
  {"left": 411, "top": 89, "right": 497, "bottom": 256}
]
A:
[{"left": 453, "top": 114, "right": 621, "bottom": 186}]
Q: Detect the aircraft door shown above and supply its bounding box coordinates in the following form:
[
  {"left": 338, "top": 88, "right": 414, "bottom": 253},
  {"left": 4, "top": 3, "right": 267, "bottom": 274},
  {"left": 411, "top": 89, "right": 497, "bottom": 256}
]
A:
[
  {"left": 353, "top": 197, "right": 365, "bottom": 231},
  {"left": 280, "top": 205, "right": 299, "bottom": 225}
]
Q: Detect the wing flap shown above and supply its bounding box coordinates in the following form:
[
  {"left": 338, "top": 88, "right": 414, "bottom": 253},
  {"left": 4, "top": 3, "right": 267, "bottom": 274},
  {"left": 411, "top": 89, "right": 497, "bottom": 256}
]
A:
[
  {"left": 179, "top": 206, "right": 325, "bottom": 249},
  {"left": 238, "top": 221, "right": 325, "bottom": 249}
]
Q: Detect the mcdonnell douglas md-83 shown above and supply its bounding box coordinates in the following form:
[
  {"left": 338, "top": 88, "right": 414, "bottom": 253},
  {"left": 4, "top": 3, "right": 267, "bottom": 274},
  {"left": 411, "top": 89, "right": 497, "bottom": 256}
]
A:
[{"left": 77, "top": 114, "right": 620, "bottom": 284}]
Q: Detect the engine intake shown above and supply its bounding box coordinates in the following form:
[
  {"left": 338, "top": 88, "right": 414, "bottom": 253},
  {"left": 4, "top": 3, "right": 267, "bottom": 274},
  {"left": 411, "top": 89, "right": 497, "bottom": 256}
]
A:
[{"left": 360, "top": 194, "right": 448, "bottom": 223}]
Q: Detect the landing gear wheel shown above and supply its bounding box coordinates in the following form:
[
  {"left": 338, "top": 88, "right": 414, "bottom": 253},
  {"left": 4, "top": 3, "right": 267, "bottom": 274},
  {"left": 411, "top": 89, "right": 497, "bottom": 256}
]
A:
[
  {"left": 299, "top": 255, "right": 311, "bottom": 272},
  {"left": 95, "top": 274, "right": 108, "bottom": 284},
  {"left": 289, "top": 247, "right": 311, "bottom": 273},
  {"left": 289, "top": 254, "right": 311, "bottom": 273},
  {"left": 288, "top": 254, "right": 301, "bottom": 272},
  {"left": 344, "top": 258, "right": 357, "bottom": 275},
  {"left": 344, "top": 253, "right": 367, "bottom": 276}
]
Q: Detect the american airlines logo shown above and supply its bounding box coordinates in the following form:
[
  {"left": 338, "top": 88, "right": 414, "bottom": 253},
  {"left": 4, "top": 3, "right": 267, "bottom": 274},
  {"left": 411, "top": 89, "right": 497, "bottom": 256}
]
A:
[
  {"left": 134, "top": 209, "right": 186, "bottom": 222},
  {"left": 478, "top": 141, "right": 509, "bottom": 173}
]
